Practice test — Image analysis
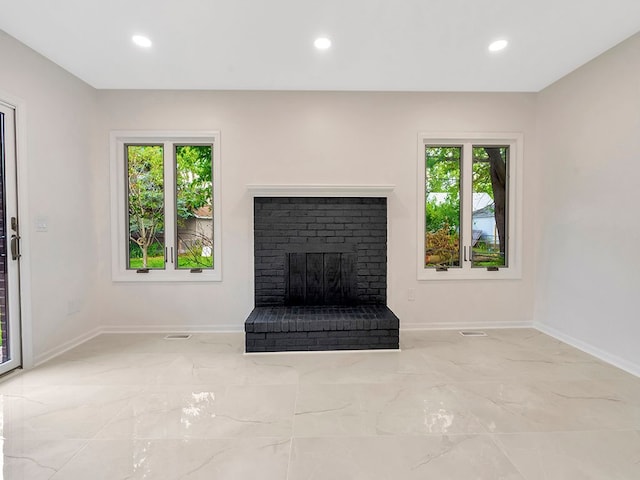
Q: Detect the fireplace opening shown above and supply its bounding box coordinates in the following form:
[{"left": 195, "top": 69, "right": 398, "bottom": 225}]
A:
[
  {"left": 285, "top": 251, "right": 357, "bottom": 305},
  {"left": 245, "top": 196, "right": 399, "bottom": 352}
]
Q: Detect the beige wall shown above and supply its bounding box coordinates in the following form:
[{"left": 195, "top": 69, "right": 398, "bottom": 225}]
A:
[
  {"left": 3, "top": 24, "right": 639, "bottom": 372},
  {"left": 535, "top": 33, "right": 640, "bottom": 373},
  {"left": 0, "top": 30, "right": 99, "bottom": 363},
  {"left": 93, "top": 90, "right": 538, "bottom": 331},
  {"left": 6, "top": 23, "right": 640, "bottom": 373}
]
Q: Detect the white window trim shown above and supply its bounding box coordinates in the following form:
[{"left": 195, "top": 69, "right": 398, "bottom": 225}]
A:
[
  {"left": 110, "top": 131, "right": 222, "bottom": 282},
  {"left": 417, "top": 132, "right": 523, "bottom": 281}
]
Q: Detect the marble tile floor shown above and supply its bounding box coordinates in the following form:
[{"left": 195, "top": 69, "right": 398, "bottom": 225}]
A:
[{"left": 1, "top": 328, "right": 639, "bottom": 479}]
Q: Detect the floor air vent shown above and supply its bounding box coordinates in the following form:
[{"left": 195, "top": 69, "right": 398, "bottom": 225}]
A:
[
  {"left": 164, "top": 334, "right": 192, "bottom": 340},
  {"left": 459, "top": 331, "right": 487, "bottom": 337}
]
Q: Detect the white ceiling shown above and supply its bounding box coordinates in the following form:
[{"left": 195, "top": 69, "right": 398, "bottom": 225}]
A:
[{"left": 1, "top": 0, "right": 639, "bottom": 92}]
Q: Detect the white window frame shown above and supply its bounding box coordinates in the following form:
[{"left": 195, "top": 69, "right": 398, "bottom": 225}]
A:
[
  {"left": 417, "top": 132, "right": 523, "bottom": 281},
  {"left": 110, "top": 131, "right": 222, "bottom": 282}
]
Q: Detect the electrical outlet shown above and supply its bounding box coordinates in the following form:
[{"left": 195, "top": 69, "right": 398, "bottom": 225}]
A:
[{"left": 408, "top": 288, "right": 416, "bottom": 301}]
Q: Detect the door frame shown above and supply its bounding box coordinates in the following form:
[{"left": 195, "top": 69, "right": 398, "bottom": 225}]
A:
[{"left": 0, "top": 90, "right": 33, "bottom": 370}]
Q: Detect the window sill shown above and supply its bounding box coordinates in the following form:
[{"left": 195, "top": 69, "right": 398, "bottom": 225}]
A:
[
  {"left": 417, "top": 267, "right": 521, "bottom": 281},
  {"left": 112, "top": 270, "right": 222, "bottom": 283}
]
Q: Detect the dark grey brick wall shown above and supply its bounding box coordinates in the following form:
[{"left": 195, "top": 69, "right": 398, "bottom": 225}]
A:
[{"left": 254, "top": 197, "right": 387, "bottom": 306}]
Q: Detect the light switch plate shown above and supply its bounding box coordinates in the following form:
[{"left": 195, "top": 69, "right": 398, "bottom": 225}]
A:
[{"left": 35, "top": 216, "right": 48, "bottom": 232}]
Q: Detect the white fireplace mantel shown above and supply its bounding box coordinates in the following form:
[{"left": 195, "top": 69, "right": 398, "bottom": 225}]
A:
[{"left": 247, "top": 184, "right": 395, "bottom": 198}]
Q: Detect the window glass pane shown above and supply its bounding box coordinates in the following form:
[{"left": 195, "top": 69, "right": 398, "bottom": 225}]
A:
[
  {"left": 175, "top": 145, "right": 214, "bottom": 269},
  {"left": 127, "top": 145, "right": 165, "bottom": 270},
  {"left": 471, "top": 146, "right": 508, "bottom": 268},
  {"left": 425, "top": 146, "right": 461, "bottom": 268}
]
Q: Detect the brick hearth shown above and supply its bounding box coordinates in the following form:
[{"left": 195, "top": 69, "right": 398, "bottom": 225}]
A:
[{"left": 245, "top": 305, "right": 399, "bottom": 352}]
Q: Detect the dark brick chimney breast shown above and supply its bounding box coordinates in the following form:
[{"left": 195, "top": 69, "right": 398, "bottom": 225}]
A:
[{"left": 245, "top": 196, "right": 399, "bottom": 352}]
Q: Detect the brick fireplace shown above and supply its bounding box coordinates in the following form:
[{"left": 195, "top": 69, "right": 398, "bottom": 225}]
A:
[{"left": 244, "top": 186, "right": 399, "bottom": 352}]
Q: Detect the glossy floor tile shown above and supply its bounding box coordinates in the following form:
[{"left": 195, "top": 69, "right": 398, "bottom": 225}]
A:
[
  {"left": 289, "top": 435, "right": 525, "bottom": 480},
  {"left": 0, "top": 329, "right": 639, "bottom": 479}
]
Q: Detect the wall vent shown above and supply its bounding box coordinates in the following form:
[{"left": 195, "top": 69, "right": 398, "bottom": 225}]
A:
[
  {"left": 164, "top": 334, "right": 192, "bottom": 340},
  {"left": 459, "top": 331, "right": 487, "bottom": 337}
]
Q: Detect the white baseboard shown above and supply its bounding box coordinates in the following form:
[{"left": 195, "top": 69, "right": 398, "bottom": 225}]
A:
[
  {"left": 34, "top": 327, "right": 103, "bottom": 367},
  {"left": 100, "top": 324, "right": 244, "bottom": 334},
  {"left": 534, "top": 322, "right": 640, "bottom": 378},
  {"left": 400, "top": 320, "right": 533, "bottom": 331}
]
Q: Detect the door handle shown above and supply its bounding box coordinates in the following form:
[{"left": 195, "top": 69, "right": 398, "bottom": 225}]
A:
[{"left": 10, "top": 234, "right": 20, "bottom": 260}]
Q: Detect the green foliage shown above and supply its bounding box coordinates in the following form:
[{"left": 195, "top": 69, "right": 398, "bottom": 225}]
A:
[
  {"left": 425, "top": 147, "right": 461, "bottom": 233},
  {"left": 128, "top": 145, "right": 164, "bottom": 236},
  {"left": 425, "top": 146, "right": 503, "bottom": 234},
  {"left": 472, "top": 148, "right": 494, "bottom": 195},
  {"left": 177, "top": 234, "right": 213, "bottom": 269},
  {"left": 425, "top": 146, "right": 460, "bottom": 193},
  {"left": 178, "top": 255, "right": 214, "bottom": 268},
  {"left": 127, "top": 144, "right": 214, "bottom": 269},
  {"left": 129, "top": 241, "right": 164, "bottom": 259},
  {"left": 127, "top": 145, "right": 165, "bottom": 268},
  {"left": 425, "top": 146, "right": 510, "bottom": 266},
  {"left": 129, "top": 256, "right": 165, "bottom": 269},
  {"left": 472, "top": 244, "right": 506, "bottom": 267},
  {"left": 129, "top": 255, "right": 214, "bottom": 269},
  {"left": 176, "top": 145, "right": 213, "bottom": 221},
  {"left": 426, "top": 198, "right": 459, "bottom": 234}
]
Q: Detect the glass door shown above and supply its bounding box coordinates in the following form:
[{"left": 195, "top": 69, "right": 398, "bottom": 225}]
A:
[{"left": 0, "top": 101, "right": 22, "bottom": 374}]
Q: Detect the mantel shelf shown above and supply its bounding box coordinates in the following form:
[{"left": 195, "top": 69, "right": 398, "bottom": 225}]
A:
[{"left": 247, "top": 184, "right": 395, "bottom": 198}]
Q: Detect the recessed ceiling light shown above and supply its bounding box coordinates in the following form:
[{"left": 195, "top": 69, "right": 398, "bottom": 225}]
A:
[
  {"left": 132, "top": 35, "right": 152, "bottom": 48},
  {"left": 488, "top": 39, "right": 508, "bottom": 52},
  {"left": 314, "top": 37, "right": 331, "bottom": 50}
]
